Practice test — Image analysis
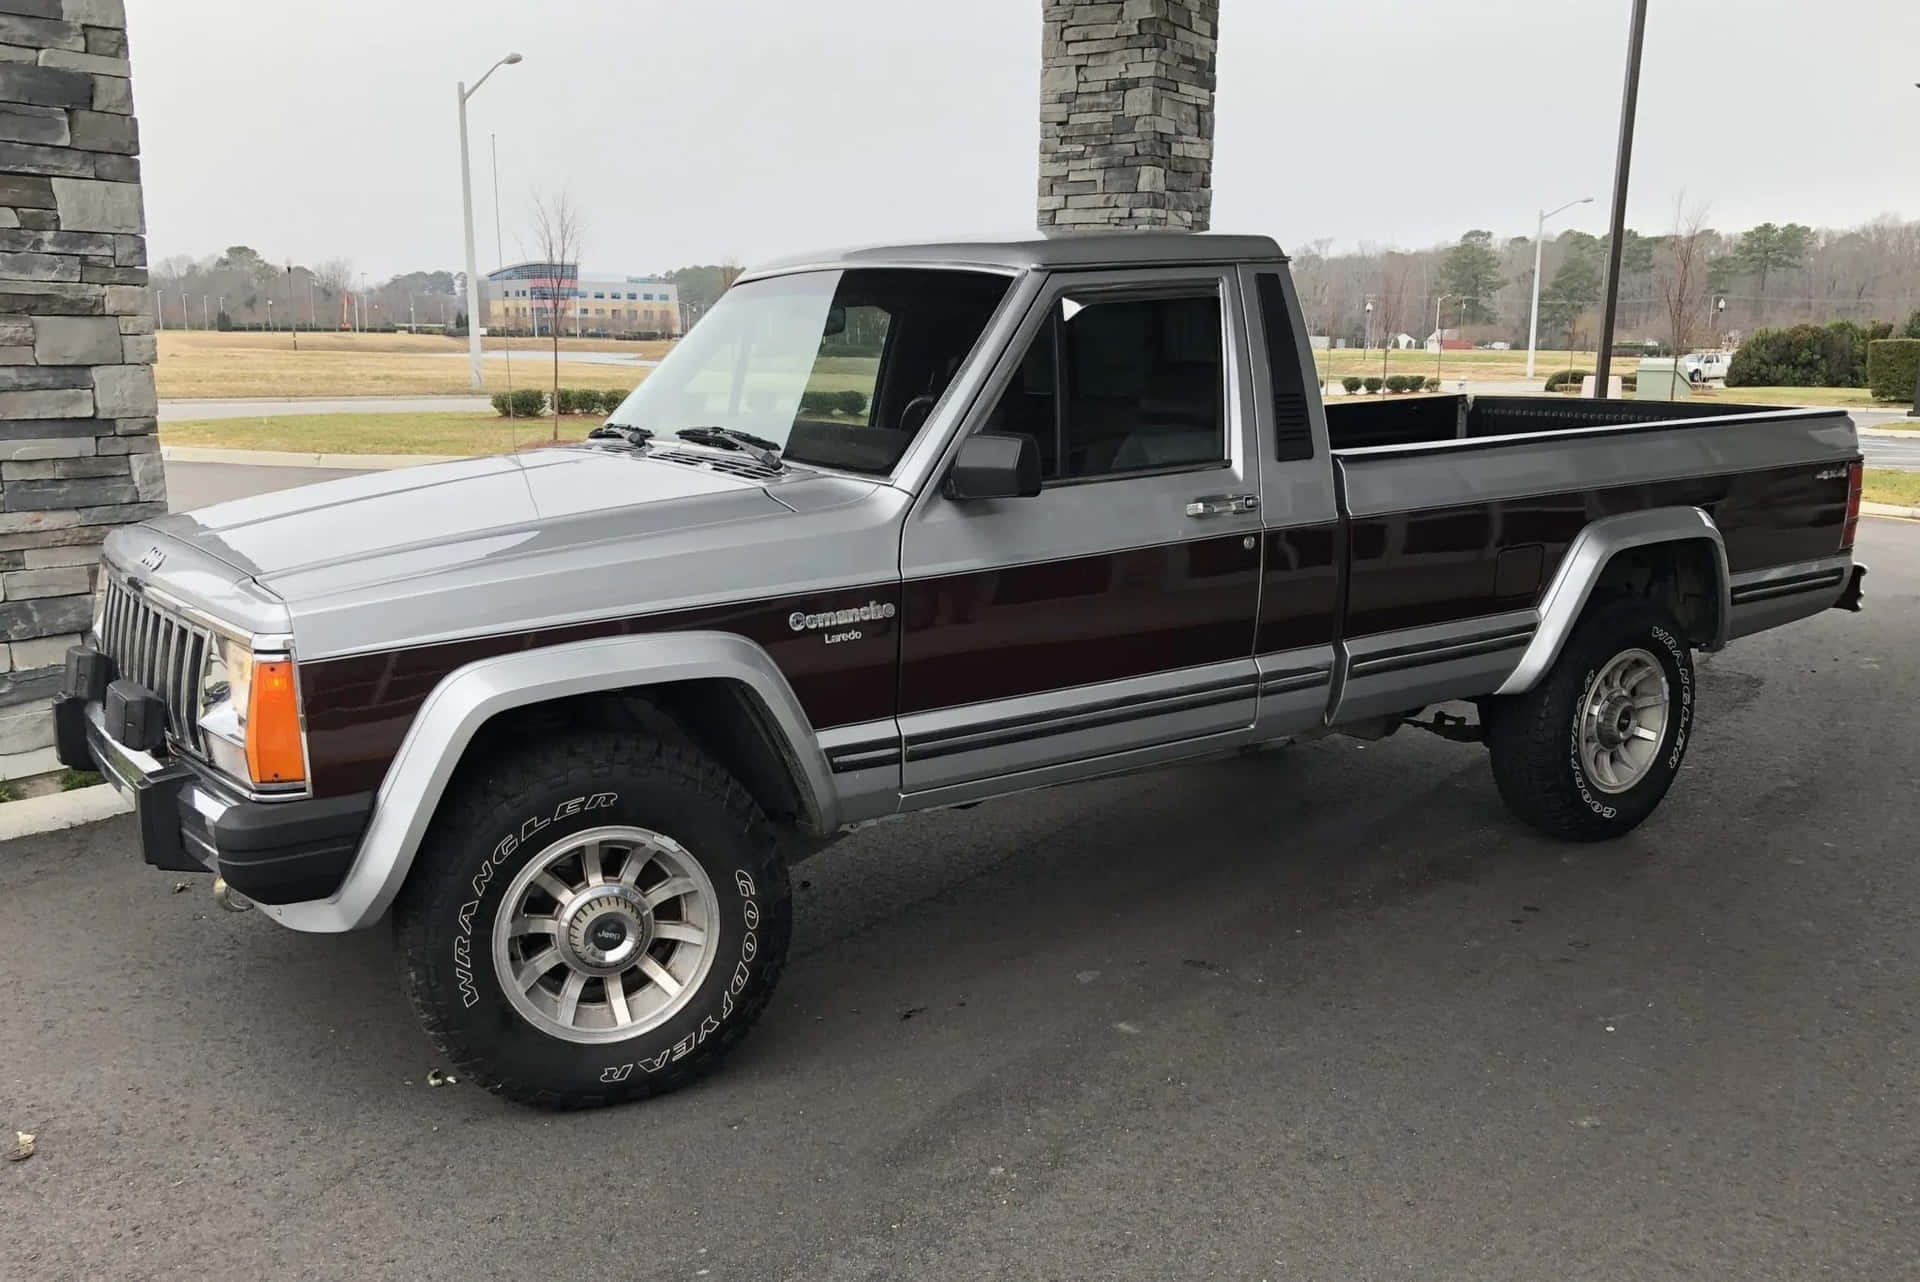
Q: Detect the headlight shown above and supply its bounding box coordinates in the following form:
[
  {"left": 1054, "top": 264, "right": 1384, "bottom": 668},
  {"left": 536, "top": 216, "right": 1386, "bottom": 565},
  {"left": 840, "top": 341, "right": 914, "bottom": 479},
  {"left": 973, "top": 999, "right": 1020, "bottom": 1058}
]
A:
[{"left": 198, "top": 635, "right": 305, "bottom": 789}]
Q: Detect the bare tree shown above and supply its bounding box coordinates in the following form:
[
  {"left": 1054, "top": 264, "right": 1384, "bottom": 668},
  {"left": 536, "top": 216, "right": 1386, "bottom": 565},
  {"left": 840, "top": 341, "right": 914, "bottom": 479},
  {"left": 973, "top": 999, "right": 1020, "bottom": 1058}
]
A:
[
  {"left": 530, "top": 189, "right": 585, "bottom": 440},
  {"left": 313, "top": 258, "right": 355, "bottom": 329},
  {"left": 1656, "top": 198, "right": 1711, "bottom": 397}
]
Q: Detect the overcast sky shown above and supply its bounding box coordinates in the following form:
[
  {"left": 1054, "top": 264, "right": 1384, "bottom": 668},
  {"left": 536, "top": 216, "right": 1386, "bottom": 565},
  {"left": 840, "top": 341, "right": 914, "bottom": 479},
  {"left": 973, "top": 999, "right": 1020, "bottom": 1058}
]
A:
[{"left": 128, "top": 0, "right": 1920, "bottom": 279}]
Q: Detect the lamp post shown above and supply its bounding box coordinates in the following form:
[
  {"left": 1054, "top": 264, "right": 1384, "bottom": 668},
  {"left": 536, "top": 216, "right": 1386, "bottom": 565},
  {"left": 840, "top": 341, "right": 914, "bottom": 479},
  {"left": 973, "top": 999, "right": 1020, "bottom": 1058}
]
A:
[
  {"left": 1715, "top": 297, "right": 1726, "bottom": 348},
  {"left": 1526, "top": 196, "right": 1595, "bottom": 380},
  {"left": 1433, "top": 292, "right": 1452, "bottom": 381},
  {"left": 1363, "top": 298, "right": 1374, "bottom": 354},
  {"left": 458, "top": 52, "right": 524, "bottom": 390}
]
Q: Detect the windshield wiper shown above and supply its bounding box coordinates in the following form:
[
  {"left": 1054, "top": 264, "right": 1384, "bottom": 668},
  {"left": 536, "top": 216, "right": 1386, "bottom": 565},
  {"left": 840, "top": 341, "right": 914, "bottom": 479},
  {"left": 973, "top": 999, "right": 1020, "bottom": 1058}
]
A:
[
  {"left": 586, "top": 423, "right": 655, "bottom": 449},
  {"left": 674, "top": 426, "right": 784, "bottom": 472}
]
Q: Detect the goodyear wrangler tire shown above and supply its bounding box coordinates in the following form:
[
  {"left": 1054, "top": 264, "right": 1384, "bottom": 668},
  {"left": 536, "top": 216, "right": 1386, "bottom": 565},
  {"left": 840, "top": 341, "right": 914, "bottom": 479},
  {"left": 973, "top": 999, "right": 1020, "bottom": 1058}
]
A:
[
  {"left": 394, "top": 731, "right": 790, "bottom": 1109},
  {"left": 1484, "top": 599, "right": 1695, "bottom": 842}
]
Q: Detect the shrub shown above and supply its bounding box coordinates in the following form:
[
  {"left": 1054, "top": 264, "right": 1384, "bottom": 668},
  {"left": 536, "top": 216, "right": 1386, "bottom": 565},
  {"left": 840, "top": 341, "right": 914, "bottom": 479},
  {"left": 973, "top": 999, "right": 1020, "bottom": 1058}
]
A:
[
  {"left": 1362, "top": 376, "right": 1383, "bottom": 394},
  {"left": 492, "top": 387, "right": 545, "bottom": 417},
  {"left": 1726, "top": 321, "right": 1889, "bottom": 389},
  {"left": 1385, "top": 374, "right": 1412, "bottom": 393},
  {"left": 1544, "top": 369, "right": 1591, "bottom": 392},
  {"left": 1868, "top": 339, "right": 1920, "bottom": 402},
  {"left": 598, "top": 388, "right": 628, "bottom": 414},
  {"left": 1341, "top": 376, "right": 1363, "bottom": 394},
  {"left": 1904, "top": 310, "right": 1920, "bottom": 340},
  {"left": 797, "top": 390, "right": 834, "bottom": 415},
  {"left": 1424, "top": 378, "right": 1441, "bottom": 392},
  {"left": 835, "top": 389, "right": 868, "bottom": 416}
]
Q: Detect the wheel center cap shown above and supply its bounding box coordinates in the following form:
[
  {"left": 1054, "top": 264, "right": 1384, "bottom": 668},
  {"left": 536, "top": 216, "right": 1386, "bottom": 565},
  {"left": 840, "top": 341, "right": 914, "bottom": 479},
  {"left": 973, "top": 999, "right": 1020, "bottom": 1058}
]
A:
[
  {"left": 1594, "top": 695, "right": 1635, "bottom": 748},
  {"left": 560, "top": 886, "right": 651, "bottom": 974}
]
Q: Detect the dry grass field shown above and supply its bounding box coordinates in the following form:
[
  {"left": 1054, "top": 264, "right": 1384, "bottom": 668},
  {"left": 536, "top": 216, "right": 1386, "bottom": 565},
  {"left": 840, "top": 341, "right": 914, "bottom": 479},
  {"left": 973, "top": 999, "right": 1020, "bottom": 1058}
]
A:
[
  {"left": 154, "top": 330, "right": 669, "bottom": 399},
  {"left": 161, "top": 411, "right": 599, "bottom": 456}
]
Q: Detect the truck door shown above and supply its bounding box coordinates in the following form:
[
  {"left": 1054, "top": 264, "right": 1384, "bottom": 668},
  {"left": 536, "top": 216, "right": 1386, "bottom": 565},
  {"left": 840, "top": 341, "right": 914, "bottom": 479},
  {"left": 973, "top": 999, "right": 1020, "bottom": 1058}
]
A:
[
  {"left": 895, "top": 266, "right": 1265, "bottom": 800},
  {"left": 1236, "top": 265, "right": 1342, "bottom": 738}
]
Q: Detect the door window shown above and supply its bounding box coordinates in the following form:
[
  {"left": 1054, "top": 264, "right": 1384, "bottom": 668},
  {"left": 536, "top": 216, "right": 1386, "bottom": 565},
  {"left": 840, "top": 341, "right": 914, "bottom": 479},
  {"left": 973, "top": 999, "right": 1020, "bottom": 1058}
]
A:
[{"left": 982, "top": 290, "right": 1226, "bottom": 482}]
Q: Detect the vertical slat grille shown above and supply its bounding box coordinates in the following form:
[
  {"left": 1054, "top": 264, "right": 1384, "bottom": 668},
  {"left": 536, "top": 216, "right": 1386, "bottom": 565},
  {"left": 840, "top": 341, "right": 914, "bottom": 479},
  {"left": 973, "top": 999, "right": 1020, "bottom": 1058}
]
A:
[{"left": 94, "top": 574, "right": 212, "bottom": 756}]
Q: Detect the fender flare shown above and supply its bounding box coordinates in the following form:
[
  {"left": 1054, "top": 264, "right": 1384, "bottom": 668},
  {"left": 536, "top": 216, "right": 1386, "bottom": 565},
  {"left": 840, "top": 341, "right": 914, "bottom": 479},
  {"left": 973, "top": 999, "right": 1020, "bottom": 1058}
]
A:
[
  {"left": 259, "top": 631, "right": 834, "bottom": 933},
  {"left": 1493, "top": 506, "right": 1730, "bottom": 696}
]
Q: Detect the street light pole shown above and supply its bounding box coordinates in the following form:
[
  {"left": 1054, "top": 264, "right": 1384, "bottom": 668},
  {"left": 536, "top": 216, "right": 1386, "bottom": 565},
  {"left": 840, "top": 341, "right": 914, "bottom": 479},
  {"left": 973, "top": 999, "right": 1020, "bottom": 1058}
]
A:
[
  {"left": 458, "top": 52, "right": 523, "bottom": 392},
  {"left": 1526, "top": 196, "right": 1595, "bottom": 380}
]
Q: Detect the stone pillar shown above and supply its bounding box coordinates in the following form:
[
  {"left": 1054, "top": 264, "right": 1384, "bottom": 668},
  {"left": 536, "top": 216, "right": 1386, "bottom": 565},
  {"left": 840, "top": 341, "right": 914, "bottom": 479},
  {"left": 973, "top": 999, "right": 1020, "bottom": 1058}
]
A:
[
  {"left": 1036, "top": 0, "right": 1219, "bottom": 233},
  {"left": 0, "top": 0, "right": 160, "bottom": 776}
]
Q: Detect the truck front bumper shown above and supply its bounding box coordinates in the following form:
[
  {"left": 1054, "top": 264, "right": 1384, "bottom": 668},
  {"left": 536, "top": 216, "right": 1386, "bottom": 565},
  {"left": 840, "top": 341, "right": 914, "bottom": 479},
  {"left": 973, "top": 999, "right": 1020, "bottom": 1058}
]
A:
[{"left": 53, "top": 682, "right": 373, "bottom": 906}]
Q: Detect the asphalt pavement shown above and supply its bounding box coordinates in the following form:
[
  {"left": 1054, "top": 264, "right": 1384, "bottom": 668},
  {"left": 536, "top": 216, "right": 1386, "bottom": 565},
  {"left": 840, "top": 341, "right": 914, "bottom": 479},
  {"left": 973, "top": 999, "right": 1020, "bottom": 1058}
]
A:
[
  {"left": 2, "top": 512, "right": 1915, "bottom": 1279},
  {"left": 1863, "top": 430, "right": 1920, "bottom": 472},
  {"left": 165, "top": 459, "right": 365, "bottom": 510}
]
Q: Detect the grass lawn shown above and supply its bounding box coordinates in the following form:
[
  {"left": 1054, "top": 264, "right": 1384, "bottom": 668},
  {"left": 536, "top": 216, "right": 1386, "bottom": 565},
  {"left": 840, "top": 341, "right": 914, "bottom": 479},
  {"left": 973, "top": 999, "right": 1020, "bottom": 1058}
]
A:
[
  {"left": 1863, "top": 469, "right": 1920, "bottom": 508},
  {"left": 161, "top": 411, "right": 602, "bottom": 456},
  {"left": 1692, "top": 385, "right": 1881, "bottom": 408},
  {"left": 156, "top": 330, "right": 669, "bottom": 399},
  {"left": 1312, "top": 347, "right": 1586, "bottom": 384}
]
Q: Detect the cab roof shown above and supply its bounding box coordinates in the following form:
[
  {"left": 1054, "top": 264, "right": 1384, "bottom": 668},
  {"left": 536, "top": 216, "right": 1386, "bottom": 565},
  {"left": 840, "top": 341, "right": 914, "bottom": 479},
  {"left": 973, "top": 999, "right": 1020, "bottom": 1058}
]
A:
[{"left": 740, "top": 231, "right": 1288, "bottom": 279}]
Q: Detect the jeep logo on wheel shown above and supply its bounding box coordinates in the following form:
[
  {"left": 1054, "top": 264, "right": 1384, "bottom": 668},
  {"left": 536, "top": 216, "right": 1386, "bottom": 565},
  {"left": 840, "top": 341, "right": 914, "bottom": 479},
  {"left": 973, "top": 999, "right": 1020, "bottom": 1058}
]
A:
[{"left": 787, "top": 601, "right": 896, "bottom": 632}]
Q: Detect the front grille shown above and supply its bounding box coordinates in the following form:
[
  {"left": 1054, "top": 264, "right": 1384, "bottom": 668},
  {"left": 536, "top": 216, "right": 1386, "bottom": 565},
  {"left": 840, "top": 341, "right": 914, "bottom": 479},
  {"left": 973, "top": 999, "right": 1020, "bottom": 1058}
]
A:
[{"left": 96, "top": 574, "right": 212, "bottom": 754}]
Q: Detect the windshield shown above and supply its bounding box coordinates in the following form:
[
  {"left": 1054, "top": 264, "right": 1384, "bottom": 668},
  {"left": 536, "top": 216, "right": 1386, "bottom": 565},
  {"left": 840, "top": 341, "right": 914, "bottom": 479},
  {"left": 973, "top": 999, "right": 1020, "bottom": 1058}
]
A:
[{"left": 606, "top": 267, "right": 1011, "bottom": 475}]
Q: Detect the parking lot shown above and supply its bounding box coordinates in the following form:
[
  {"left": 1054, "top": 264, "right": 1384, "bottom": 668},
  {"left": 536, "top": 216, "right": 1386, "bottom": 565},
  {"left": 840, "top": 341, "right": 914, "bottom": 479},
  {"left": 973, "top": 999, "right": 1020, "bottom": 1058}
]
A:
[{"left": 3, "top": 517, "right": 1916, "bottom": 1281}]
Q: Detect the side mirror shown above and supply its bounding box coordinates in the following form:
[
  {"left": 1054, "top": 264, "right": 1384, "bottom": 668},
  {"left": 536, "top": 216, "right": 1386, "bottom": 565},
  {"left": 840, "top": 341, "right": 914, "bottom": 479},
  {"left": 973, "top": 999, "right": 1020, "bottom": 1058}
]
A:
[{"left": 944, "top": 432, "right": 1041, "bottom": 501}]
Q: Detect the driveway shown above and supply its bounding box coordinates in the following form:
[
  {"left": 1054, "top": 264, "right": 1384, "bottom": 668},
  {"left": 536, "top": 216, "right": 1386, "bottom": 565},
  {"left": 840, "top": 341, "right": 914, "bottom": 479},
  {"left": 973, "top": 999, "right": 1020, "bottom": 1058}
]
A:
[{"left": 2, "top": 520, "right": 1915, "bottom": 1279}]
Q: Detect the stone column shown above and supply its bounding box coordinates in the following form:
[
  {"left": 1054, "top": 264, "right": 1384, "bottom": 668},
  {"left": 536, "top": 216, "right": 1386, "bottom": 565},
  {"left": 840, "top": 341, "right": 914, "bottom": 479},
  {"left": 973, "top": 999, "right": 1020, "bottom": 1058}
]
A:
[
  {"left": 0, "top": 0, "right": 160, "bottom": 776},
  {"left": 1036, "top": 0, "right": 1219, "bottom": 233}
]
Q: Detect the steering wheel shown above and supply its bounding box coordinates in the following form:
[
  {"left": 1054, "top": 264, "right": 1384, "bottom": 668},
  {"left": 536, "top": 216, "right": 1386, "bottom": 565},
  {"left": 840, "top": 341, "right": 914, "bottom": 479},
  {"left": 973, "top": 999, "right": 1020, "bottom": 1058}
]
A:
[{"left": 898, "top": 394, "right": 939, "bottom": 434}]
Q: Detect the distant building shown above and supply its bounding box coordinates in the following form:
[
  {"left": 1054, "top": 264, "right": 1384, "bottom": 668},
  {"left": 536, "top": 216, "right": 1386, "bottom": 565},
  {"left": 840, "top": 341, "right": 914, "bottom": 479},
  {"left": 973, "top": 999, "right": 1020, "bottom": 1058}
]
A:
[{"left": 482, "top": 261, "right": 681, "bottom": 337}]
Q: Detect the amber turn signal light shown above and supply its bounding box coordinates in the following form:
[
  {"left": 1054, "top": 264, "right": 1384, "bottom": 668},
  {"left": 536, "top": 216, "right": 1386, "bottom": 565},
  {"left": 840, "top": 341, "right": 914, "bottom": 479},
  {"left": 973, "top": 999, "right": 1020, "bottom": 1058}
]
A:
[{"left": 245, "top": 659, "right": 307, "bottom": 784}]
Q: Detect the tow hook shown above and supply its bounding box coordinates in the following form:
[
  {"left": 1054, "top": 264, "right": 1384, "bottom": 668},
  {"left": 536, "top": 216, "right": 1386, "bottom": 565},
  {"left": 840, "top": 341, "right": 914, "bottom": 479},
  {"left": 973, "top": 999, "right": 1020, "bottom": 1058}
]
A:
[{"left": 212, "top": 876, "right": 253, "bottom": 913}]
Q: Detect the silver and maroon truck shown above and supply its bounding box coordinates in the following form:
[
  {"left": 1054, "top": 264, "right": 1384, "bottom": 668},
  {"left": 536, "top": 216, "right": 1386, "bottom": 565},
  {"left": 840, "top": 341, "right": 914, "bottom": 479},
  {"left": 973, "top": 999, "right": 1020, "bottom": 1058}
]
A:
[{"left": 57, "top": 233, "right": 1866, "bottom": 1107}]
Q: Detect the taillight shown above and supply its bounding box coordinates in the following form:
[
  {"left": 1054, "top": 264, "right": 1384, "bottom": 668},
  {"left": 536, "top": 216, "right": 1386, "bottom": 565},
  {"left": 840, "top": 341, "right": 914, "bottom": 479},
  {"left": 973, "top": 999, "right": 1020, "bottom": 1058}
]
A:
[{"left": 1841, "top": 460, "right": 1863, "bottom": 552}]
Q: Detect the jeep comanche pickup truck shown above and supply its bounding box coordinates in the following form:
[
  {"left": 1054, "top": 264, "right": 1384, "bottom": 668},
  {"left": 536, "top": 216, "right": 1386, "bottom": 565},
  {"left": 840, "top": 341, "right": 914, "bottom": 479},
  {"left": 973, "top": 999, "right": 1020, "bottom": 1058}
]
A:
[{"left": 56, "top": 233, "right": 1866, "bottom": 1108}]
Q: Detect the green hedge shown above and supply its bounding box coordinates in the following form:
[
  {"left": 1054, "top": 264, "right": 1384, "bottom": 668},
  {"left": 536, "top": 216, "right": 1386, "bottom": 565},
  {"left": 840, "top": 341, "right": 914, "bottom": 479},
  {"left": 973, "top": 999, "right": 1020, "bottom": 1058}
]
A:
[
  {"left": 1868, "top": 339, "right": 1920, "bottom": 402},
  {"left": 1726, "top": 320, "right": 1892, "bottom": 388},
  {"left": 797, "top": 389, "right": 868, "bottom": 416},
  {"left": 1425, "top": 377, "right": 1442, "bottom": 392},
  {"left": 1362, "top": 376, "right": 1383, "bottom": 394},
  {"left": 1341, "top": 376, "right": 1362, "bottom": 394},
  {"left": 491, "top": 388, "right": 545, "bottom": 417},
  {"left": 1544, "top": 369, "right": 1590, "bottom": 392},
  {"left": 490, "top": 387, "right": 629, "bottom": 417}
]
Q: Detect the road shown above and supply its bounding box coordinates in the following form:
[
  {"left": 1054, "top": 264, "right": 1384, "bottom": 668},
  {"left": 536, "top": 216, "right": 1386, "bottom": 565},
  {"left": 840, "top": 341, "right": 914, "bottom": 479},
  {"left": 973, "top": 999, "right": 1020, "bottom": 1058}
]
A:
[
  {"left": 165, "top": 459, "right": 363, "bottom": 510},
  {"left": 1863, "top": 429, "right": 1920, "bottom": 472},
  {"left": 2, "top": 509, "right": 1915, "bottom": 1279}
]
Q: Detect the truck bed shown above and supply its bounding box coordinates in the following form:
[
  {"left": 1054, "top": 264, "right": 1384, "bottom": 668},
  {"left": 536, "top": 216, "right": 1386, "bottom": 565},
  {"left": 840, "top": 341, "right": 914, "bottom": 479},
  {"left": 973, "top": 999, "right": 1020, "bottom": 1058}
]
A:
[
  {"left": 1317, "top": 394, "right": 1861, "bottom": 724},
  {"left": 1324, "top": 393, "right": 1782, "bottom": 451}
]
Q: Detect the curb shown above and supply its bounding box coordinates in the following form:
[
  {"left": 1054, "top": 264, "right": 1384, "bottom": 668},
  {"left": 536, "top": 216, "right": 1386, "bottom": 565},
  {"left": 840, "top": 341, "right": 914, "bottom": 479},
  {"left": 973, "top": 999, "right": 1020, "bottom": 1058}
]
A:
[
  {"left": 161, "top": 445, "right": 460, "bottom": 471},
  {"left": 1862, "top": 501, "right": 1920, "bottom": 520},
  {"left": 0, "top": 784, "right": 131, "bottom": 844}
]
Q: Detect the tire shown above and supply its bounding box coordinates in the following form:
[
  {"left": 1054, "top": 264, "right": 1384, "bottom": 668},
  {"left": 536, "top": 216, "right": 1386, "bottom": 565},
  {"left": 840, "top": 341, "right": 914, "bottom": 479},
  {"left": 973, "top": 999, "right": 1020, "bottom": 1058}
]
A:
[
  {"left": 1484, "top": 598, "right": 1695, "bottom": 842},
  {"left": 394, "top": 730, "right": 791, "bottom": 1109}
]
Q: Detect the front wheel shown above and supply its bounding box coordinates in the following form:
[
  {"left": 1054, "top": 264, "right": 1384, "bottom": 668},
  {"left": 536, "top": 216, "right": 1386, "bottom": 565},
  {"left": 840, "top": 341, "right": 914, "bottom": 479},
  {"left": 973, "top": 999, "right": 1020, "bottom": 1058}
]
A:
[
  {"left": 394, "top": 731, "right": 791, "bottom": 1108},
  {"left": 1484, "top": 599, "right": 1695, "bottom": 841}
]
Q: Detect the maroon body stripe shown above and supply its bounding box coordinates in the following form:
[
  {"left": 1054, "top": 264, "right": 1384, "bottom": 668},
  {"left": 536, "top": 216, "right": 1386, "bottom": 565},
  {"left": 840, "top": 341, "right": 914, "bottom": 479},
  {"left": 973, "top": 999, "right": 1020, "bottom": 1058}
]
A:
[
  {"left": 299, "top": 586, "right": 900, "bottom": 797},
  {"left": 896, "top": 532, "right": 1261, "bottom": 715},
  {"left": 1340, "top": 460, "right": 1848, "bottom": 637},
  {"left": 296, "top": 460, "right": 1848, "bottom": 800}
]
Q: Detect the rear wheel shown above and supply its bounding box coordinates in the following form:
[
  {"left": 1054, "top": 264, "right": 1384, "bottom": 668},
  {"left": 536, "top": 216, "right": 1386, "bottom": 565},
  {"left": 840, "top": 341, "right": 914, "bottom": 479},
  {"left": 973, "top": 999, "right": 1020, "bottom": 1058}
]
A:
[
  {"left": 394, "top": 731, "right": 790, "bottom": 1108},
  {"left": 1485, "top": 599, "right": 1695, "bottom": 841}
]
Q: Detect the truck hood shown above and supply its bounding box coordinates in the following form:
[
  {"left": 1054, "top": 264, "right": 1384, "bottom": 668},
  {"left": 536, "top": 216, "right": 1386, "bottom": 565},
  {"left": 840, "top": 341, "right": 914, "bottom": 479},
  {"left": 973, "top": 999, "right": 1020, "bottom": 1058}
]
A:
[{"left": 132, "top": 445, "right": 898, "bottom": 659}]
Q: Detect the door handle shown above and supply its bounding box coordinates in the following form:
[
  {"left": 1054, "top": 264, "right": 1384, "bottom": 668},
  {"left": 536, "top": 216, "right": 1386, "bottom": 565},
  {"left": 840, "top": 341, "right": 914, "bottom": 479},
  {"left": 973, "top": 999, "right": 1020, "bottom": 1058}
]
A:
[{"left": 1185, "top": 493, "right": 1258, "bottom": 518}]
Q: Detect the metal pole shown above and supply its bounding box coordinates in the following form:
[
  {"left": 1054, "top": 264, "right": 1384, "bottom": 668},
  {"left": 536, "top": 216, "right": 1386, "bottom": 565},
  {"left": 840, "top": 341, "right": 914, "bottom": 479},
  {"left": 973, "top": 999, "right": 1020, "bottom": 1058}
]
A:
[
  {"left": 1593, "top": 0, "right": 1648, "bottom": 398},
  {"left": 492, "top": 131, "right": 512, "bottom": 396},
  {"left": 287, "top": 264, "right": 298, "bottom": 350},
  {"left": 1526, "top": 210, "right": 1546, "bottom": 381},
  {"left": 1434, "top": 293, "right": 1450, "bottom": 381},
  {"left": 458, "top": 80, "right": 484, "bottom": 389}
]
